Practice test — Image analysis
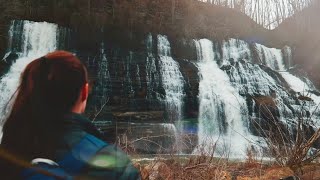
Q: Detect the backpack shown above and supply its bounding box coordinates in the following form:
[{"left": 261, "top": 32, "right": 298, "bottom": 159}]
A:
[{"left": 22, "top": 134, "right": 108, "bottom": 180}]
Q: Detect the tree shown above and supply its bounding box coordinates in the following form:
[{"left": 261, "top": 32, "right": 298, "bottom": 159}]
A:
[{"left": 206, "top": 0, "right": 313, "bottom": 29}]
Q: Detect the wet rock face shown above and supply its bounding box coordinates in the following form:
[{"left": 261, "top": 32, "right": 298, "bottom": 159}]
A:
[
  {"left": 249, "top": 96, "right": 281, "bottom": 137},
  {"left": 2, "top": 19, "right": 320, "bottom": 154},
  {"left": 112, "top": 111, "right": 165, "bottom": 123},
  {"left": 0, "top": 52, "right": 19, "bottom": 77},
  {"left": 178, "top": 59, "right": 199, "bottom": 119},
  {"left": 0, "top": 0, "right": 270, "bottom": 55},
  {"left": 71, "top": 33, "right": 320, "bottom": 153}
]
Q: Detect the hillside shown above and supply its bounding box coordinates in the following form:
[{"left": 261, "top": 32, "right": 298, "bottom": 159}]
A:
[
  {"left": 271, "top": 1, "right": 320, "bottom": 87},
  {"left": 1, "top": 0, "right": 320, "bottom": 87},
  {"left": 0, "top": 0, "right": 269, "bottom": 57}
]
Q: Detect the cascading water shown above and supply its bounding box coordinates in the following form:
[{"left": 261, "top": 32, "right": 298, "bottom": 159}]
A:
[
  {"left": 255, "top": 44, "right": 311, "bottom": 94},
  {"left": 255, "top": 44, "right": 320, "bottom": 119},
  {"left": 195, "top": 39, "right": 254, "bottom": 157},
  {"left": 226, "top": 59, "right": 296, "bottom": 123},
  {"left": 157, "top": 35, "right": 185, "bottom": 152},
  {"left": 220, "top": 40, "right": 320, "bottom": 157},
  {"left": 93, "top": 42, "right": 112, "bottom": 110},
  {"left": 228, "top": 62, "right": 279, "bottom": 95},
  {"left": 255, "top": 43, "right": 286, "bottom": 71},
  {"left": 282, "top": 46, "right": 292, "bottom": 69},
  {"left": 146, "top": 34, "right": 161, "bottom": 105},
  {"left": 1, "top": 19, "right": 320, "bottom": 157},
  {"left": 281, "top": 71, "right": 320, "bottom": 120},
  {"left": 0, "top": 21, "right": 58, "bottom": 123},
  {"left": 222, "top": 39, "right": 252, "bottom": 63},
  {"left": 136, "top": 64, "right": 141, "bottom": 89},
  {"left": 125, "top": 52, "right": 134, "bottom": 96},
  {"left": 157, "top": 35, "right": 185, "bottom": 122}
]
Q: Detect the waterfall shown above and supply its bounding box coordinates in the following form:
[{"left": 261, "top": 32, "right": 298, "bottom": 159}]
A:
[
  {"left": 253, "top": 43, "right": 320, "bottom": 124},
  {"left": 195, "top": 39, "right": 253, "bottom": 157},
  {"left": 222, "top": 38, "right": 252, "bottom": 63},
  {"left": 2, "top": 19, "right": 320, "bottom": 157},
  {"left": 93, "top": 42, "right": 111, "bottom": 110},
  {"left": 228, "top": 62, "right": 279, "bottom": 95},
  {"left": 281, "top": 73, "right": 310, "bottom": 93},
  {"left": 157, "top": 35, "right": 185, "bottom": 152},
  {"left": 124, "top": 52, "right": 134, "bottom": 97},
  {"left": 146, "top": 34, "right": 161, "bottom": 104},
  {"left": 157, "top": 35, "right": 185, "bottom": 122},
  {"left": 281, "top": 71, "right": 320, "bottom": 121},
  {"left": 136, "top": 64, "right": 141, "bottom": 89},
  {"left": 283, "top": 46, "right": 292, "bottom": 69},
  {"left": 0, "top": 21, "right": 58, "bottom": 123},
  {"left": 255, "top": 43, "right": 286, "bottom": 71},
  {"left": 227, "top": 59, "right": 296, "bottom": 121}
]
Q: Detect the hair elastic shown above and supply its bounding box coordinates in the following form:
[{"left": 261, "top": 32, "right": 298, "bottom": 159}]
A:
[
  {"left": 39, "top": 56, "right": 50, "bottom": 79},
  {"left": 40, "top": 56, "right": 48, "bottom": 64}
]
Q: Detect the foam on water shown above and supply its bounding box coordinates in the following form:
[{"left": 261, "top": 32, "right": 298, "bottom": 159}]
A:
[
  {"left": 222, "top": 38, "right": 252, "bottom": 63},
  {"left": 194, "top": 39, "right": 256, "bottom": 158}
]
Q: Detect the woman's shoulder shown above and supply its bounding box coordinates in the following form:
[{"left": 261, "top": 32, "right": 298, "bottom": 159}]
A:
[
  {"left": 86, "top": 143, "right": 141, "bottom": 180},
  {"left": 61, "top": 113, "right": 104, "bottom": 143},
  {"left": 59, "top": 114, "right": 140, "bottom": 179},
  {"left": 64, "top": 133, "right": 140, "bottom": 179}
]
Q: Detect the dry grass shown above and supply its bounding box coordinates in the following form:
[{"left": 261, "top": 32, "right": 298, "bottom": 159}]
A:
[
  {"left": 133, "top": 156, "right": 300, "bottom": 180},
  {"left": 133, "top": 155, "right": 320, "bottom": 179}
]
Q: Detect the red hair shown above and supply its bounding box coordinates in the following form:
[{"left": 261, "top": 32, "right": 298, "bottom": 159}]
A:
[{"left": 1, "top": 51, "right": 88, "bottom": 178}]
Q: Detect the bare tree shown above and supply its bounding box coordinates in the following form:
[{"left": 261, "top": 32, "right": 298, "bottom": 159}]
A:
[{"left": 204, "top": 0, "right": 313, "bottom": 29}]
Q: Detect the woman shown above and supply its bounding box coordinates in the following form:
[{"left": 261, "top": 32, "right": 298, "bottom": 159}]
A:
[{"left": 0, "top": 51, "right": 140, "bottom": 179}]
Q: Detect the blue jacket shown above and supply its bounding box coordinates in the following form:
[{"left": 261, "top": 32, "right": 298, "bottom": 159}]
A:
[{"left": 24, "top": 113, "right": 140, "bottom": 180}]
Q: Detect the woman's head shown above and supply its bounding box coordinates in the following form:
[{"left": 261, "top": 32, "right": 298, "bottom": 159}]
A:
[
  {"left": 1, "top": 51, "right": 88, "bottom": 161},
  {"left": 20, "top": 51, "right": 89, "bottom": 114}
]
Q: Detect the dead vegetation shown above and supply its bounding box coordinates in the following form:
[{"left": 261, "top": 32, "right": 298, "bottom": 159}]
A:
[
  {"left": 133, "top": 155, "right": 296, "bottom": 180},
  {"left": 251, "top": 96, "right": 320, "bottom": 172},
  {"left": 131, "top": 150, "right": 320, "bottom": 179}
]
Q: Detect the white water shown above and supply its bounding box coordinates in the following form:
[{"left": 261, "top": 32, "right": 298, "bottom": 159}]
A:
[
  {"left": 229, "top": 62, "right": 280, "bottom": 95},
  {"left": 223, "top": 41, "right": 320, "bottom": 157},
  {"left": 255, "top": 43, "right": 286, "bottom": 71},
  {"left": 281, "top": 72, "right": 320, "bottom": 120},
  {"left": 2, "top": 20, "right": 320, "bottom": 158},
  {"left": 157, "top": 35, "right": 185, "bottom": 152},
  {"left": 125, "top": 52, "right": 134, "bottom": 95},
  {"left": 283, "top": 46, "right": 292, "bottom": 69},
  {"left": 146, "top": 34, "right": 161, "bottom": 102},
  {"left": 95, "top": 42, "right": 111, "bottom": 109},
  {"left": 222, "top": 38, "right": 252, "bottom": 63},
  {"left": 136, "top": 64, "right": 141, "bottom": 89},
  {"left": 255, "top": 44, "right": 320, "bottom": 103},
  {"left": 254, "top": 43, "right": 320, "bottom": 123},
  {"left": 157, "top": 35, "right": 185, "bottom": 122},
  {"left": 195, "top": 39, "right": 255, "bottom": 158},
  {"left": 0, "top": 21, "right": 58, "bottom": 123}
]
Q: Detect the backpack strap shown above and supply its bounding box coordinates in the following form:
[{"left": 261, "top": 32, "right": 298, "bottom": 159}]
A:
[
  {"left": 22, "top": 164, "right": 72, "bottom": 180},
  {"left": 22, "top": 134, "right": 108, "bottom": 179},
  {"left": 58, "top": 133, "right": 108, "bottom": 174}
]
